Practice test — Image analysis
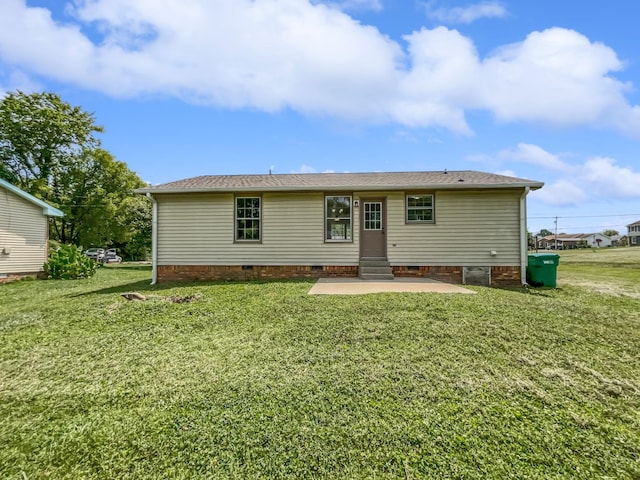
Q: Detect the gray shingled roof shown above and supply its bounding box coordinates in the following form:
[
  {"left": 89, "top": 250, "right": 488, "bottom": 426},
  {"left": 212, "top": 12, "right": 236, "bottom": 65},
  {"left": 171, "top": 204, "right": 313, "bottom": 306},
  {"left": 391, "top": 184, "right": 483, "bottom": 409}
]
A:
[{"left": 137, "top": 170, "right": 544, "bottom": 194}]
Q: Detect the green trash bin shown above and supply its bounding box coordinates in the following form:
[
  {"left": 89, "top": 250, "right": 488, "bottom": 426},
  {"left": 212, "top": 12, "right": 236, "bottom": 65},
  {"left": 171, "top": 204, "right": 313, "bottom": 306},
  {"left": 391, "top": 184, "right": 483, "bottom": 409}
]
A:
[{"left": 527, "top": 253, "right": 560, "bottom": 288}]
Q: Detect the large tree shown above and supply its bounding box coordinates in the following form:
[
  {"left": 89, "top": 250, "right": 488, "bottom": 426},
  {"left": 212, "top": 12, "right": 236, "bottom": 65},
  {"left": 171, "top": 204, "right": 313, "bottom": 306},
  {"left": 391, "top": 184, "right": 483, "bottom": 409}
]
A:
[
  {"left": 0, "top": 91, "right": 102, "bottom": 197},
  {"left": 50, "top": 147, "right": 148, "bottom": 248},
  {"left": 0, "top": 91, "right": 150, "bottom": 258}
]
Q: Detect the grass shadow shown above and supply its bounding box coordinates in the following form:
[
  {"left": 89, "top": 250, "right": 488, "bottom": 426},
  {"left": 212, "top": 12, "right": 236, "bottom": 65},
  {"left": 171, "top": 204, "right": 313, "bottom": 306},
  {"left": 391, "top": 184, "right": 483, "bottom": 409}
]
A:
[
  {"left": 99, "top": 264, "right": 152, "bottom": 272},
  {"left": 492, "top": 285, "right": 558, "bottom": 297},
  {"left": 71, "top": 279, "right": 176, "bottom": 297},
  {"left": 73, "top": 277, "right": 315, "bottom": 297}
]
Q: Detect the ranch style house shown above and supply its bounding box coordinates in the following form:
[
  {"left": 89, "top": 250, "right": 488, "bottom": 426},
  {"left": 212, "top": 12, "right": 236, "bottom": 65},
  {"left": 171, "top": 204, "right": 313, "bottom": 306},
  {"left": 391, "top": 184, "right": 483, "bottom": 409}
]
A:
[{"left": 137, "top": 170, "right": 544, "bottom": 287}]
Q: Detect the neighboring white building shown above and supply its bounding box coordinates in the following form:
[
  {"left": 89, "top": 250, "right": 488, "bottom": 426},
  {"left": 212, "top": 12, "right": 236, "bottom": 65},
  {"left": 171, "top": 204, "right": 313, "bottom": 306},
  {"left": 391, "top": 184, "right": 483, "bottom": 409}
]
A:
[
  {"left": 628, "top": 220, "right": 640, "bottom": 246},
  {"left": 581, "top": 233, "right": 612, "bottom": 248},
  {"left": 0, "top": 178, "right": 63, "bottom": 282}
]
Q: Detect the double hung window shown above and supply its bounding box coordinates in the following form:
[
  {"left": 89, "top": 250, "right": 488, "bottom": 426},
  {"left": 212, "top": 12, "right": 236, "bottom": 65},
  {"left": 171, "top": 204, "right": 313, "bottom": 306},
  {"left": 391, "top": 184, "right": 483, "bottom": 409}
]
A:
[
  {"left": 236, "top": 197, "right": 261, "bottom": 241},
  {"left": 325, "top": 196, "right": 352, "bottom": 241},
  {"left": 406, "top": 194, "right": 434, "bottom": 223}
]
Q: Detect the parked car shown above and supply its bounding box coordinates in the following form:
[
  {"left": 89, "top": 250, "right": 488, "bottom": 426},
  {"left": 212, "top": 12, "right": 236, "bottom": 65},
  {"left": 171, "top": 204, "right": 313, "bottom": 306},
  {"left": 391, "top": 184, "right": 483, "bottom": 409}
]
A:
[
  {"left": 101, "top": 248, "right": 122, "bottom": 264},
  {"left": 84, "top": 248, "right": 105, "bottom": 261}
]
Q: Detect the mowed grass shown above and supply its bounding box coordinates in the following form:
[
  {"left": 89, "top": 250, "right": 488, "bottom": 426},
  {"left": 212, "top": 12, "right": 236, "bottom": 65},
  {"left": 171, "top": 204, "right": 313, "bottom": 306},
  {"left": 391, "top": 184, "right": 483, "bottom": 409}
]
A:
[
  {"left": 556, "top": 247, "right": 640, "bottom": 298},
  {"left": 1, "top": 256, "right": 639, "bottom": 479}
]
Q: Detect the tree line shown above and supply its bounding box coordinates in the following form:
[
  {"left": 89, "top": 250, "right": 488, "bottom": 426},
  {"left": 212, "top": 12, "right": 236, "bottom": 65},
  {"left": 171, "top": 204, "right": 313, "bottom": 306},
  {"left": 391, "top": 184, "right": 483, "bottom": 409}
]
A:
[{"left": 0, "top": 91, "right": 150, "bottom": 260}]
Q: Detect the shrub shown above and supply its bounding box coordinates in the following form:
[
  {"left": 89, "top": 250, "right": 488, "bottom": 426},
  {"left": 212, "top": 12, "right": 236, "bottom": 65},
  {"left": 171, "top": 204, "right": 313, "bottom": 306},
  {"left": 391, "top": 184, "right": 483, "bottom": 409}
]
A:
[
  {"left": 44, "top": 244, "right": 98, "bottom": 280},
  {"left": 48, "top": 239, "right": 61, "bottom": 254}
]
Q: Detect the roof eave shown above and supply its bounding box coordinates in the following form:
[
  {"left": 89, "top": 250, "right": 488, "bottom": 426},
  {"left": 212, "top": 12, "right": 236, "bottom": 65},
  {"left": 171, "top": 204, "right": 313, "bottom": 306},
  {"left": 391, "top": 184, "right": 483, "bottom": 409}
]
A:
[
  {"left": 44, "top": 206, "right": 65, "bottom": 217},
  {"left": 137, "top": 182, "right": 544, "bottom": 195},
  {"left": 0, "top": 178, "right": 64, "bottom": 217}
]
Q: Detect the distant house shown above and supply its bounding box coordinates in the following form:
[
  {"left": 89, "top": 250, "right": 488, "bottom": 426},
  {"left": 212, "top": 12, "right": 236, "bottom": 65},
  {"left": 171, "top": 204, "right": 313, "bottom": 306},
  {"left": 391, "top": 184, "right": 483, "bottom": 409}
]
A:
[
  {"left": 137, "top": 170, "right": 544, "bottom": 287},
  {"left": 628, "top": 220, "right": 640, "bottom": 246},
  {"left": 0, "top": 179, "right": 63, "bottom": 282},
  {"left": 537, "top": 233, "right": 612, "bottom": 249},
  {"left": 610, "top": 235, "right": 628, "bottom": 247},
  {"left": 537, "top": 234, "right": 583, "bottom": 250},
  {"left": 580, "top": 233, "right": 612, "bottom": 248}
]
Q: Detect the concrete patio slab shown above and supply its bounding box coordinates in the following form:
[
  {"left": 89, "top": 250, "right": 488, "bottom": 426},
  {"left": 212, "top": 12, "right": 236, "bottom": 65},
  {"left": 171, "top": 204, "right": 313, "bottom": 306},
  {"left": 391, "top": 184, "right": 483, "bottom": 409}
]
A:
[{"left": 308, "top": 278, "right": 476, "bottom": 295}]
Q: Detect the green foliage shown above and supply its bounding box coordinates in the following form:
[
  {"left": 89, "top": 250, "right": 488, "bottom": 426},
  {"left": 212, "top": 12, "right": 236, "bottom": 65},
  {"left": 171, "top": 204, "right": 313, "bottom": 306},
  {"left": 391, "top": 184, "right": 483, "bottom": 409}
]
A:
[
  {"left": 602, "top": 229, "right": 619, "bottom": 237},
  {"left": 48, "top": 147, "right": 150, "bottom": 250},
  {"left": 112, "top": 194, "right": 152, "bottom": 260},
  {"left": 0, "top": 90, "right": 102, "bottom": 198},
  {"left": 0, "top": 90, "right": 150, "bottom": 255},
  {"left": 48, "top": 238, "right": 62, "bottom": 253},
  {"left": 43, "top": 244, "right": 98, "bottom": 279}
]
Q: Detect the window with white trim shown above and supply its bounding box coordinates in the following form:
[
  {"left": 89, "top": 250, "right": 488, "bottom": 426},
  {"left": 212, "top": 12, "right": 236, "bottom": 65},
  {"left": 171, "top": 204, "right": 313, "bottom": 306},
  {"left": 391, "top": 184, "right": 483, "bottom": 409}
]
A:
[
  {"left": 325, "top": 196, "right": 352, "bottom": 241},
  {"left": 235, "top": 197, "right": 261, "bottom": 241},
  {"left": 406, "top": 194, "right": 434, "bottom": 223}
]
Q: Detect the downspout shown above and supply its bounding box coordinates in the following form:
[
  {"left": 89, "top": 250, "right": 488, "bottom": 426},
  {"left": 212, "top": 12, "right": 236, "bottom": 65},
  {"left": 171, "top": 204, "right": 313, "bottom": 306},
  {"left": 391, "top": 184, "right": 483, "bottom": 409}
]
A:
[
  {"left": 146, "top": 193, "right": 158, "bottom": 285},
  {"left": 520, "top": 187, "right": 530, "bottom": 286}
]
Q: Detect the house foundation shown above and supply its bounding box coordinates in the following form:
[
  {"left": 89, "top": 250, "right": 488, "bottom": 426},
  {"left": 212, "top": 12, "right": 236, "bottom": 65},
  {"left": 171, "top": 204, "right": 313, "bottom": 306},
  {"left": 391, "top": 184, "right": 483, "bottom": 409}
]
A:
[
  {"left": 157, "top": 264, "right": 521, "bottom": 287},
  {"left": 157, "top": 265, "right": 359, "bottom": 283},
  {"left": 0, "top": 271, "right": 46, "bottom": 284}
]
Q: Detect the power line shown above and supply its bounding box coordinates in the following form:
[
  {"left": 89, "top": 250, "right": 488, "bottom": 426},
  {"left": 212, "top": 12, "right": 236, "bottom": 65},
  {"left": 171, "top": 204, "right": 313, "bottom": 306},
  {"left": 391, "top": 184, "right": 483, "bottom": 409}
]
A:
[
  {"left": 547, "top": 226, "right": 628, "bottom": 231},
  {"left": 529, "top": 213, "right": 640, "bottom": 220}
]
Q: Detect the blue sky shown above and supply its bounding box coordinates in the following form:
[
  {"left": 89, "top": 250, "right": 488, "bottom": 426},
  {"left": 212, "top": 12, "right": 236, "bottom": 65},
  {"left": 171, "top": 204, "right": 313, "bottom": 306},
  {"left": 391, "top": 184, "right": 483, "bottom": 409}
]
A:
[{"left": 1, "top": 0, "right": 639, "bottom": 235}]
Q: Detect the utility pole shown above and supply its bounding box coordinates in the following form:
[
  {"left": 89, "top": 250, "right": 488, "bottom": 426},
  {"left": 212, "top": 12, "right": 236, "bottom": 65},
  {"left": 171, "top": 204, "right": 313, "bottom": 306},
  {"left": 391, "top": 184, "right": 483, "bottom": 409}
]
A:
[{"left": 554, "top": 216, "right": 558, "bottom": 250}]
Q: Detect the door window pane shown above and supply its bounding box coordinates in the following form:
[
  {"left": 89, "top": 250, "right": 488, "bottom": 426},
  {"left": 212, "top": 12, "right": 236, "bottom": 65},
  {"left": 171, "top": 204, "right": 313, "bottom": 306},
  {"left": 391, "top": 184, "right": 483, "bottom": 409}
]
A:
[{"left": 364, "top": 202, "right": 382, "bottom": 230}]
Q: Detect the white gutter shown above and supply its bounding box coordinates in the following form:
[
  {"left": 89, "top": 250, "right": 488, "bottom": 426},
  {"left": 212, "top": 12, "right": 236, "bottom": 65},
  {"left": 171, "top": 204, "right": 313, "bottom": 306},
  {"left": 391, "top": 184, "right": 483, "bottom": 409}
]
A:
[
  {"left": 520, "top": 187, "right": 530, "bottom": 286},
  {"left": 146, "top": 193, "right": 158, "bottom": 285}
]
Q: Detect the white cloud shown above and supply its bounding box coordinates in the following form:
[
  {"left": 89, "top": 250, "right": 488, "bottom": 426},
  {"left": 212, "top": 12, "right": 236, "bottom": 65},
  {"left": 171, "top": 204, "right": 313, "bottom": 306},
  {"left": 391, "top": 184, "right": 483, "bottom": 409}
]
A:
[
  {"left": 530, "top": 179, "right": 587, "bottom": 206},
  {"left": 581, "top": 157, "right": 640, "bottom": 198},
  {"left": 293, "top": 164, "right": 318, "bottom": 173},
  {"left": 391, "top": 130, "right": 419, "bottom": 143},
  {"left": 480, "top": 29, "right": 637, "bottom": 133},
  {"left": 498, "top": 143, "right": 572, "bottom": 172},
  {"left": 313, "top": 0, "right": 383, "bottom": 12},
  {"left": 0, "top": 1, "right": 638, "bottom": 136},
  {"left": 0, "top": 68, "right": 42, "bottom": 96},
  {"left": 497, "top": 143, "right": 640, "bottom": 206},
  {"left": 423, "top": 1, "right": 507, "bottom": 24},
  {"left": 291, "top": 164, "right": 336, "bottom": 173}
]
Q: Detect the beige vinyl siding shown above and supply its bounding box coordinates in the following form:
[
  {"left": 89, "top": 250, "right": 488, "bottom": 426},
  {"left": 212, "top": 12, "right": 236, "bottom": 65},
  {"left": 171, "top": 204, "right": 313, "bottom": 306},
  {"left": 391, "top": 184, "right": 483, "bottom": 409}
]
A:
[
  {"left": 155, "top": 189, "right": 522, "bottom": 267},
  {"left": 386, "top": 189, "right": 522, "bottom": 266},
  {"left": 156, "top": 192, "right": 360, "bottom": 265},
  {"left": 0, "top": 187, "right": 48, "bottom": 274}
]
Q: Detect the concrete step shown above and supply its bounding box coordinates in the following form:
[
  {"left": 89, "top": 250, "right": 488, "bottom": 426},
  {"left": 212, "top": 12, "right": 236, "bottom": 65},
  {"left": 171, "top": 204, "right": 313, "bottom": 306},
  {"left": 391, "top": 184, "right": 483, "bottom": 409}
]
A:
[
  {"left": 360, "top": 266, "right": 394, "bottom": 275},
  {"left": 359, "top": 257, "right": 391, "bottom": 268},
  {"left": 359, "top": 272, "right": 395, "bottom": 281},
  {"left": 359, "top": 258, "right": 394, "bottom": 280}
]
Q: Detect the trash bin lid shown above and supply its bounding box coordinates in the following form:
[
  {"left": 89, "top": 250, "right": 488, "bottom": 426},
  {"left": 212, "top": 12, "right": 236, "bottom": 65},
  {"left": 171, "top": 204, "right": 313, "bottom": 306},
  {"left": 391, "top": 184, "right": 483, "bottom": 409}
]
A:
[{"left": 528, "top": 253, "right": 560, "bottom": 265}]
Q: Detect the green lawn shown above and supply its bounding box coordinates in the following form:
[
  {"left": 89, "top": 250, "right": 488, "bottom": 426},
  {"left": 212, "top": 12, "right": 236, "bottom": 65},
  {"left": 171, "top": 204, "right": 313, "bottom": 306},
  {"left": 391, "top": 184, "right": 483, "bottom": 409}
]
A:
[
  {"left": 556, "top": 247, "right": 640, "bottom": 298},
  {"left": 1, "top": 255, "right": 639, "bottom": 479}
]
